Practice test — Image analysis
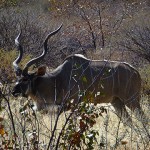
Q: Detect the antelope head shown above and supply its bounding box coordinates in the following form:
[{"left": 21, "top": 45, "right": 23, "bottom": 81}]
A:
[{"left": 12, "top": 25, "right": 62, "bottom": 97}]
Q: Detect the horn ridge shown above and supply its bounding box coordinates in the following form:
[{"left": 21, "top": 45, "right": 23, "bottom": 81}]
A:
[
  {"left": 13, "top": 32, "right": 23, "bottom": 76},
  {"left": 22, "top": 24, "right": 63, "bottom": 75}
]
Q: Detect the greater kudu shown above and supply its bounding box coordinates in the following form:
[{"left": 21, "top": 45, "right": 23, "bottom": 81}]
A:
[{"left": 12, "top": 25, "right": 148, "bottom": 127}]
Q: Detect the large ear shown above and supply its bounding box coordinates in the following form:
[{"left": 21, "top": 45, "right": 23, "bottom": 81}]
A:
[{"left": 36, "top": 66, "right": 46, "bottom": 76}]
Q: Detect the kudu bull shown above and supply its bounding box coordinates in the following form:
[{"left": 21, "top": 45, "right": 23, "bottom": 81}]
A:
[{"left": 12, "top": 25, "right": 147, "bottom": 127}]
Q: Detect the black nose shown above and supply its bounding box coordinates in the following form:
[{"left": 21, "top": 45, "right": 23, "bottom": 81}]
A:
[{"left": 0, "top": 90, "right": 2, "bottom": 97}]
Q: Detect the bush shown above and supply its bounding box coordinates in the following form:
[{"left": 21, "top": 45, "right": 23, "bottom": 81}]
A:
[
  {"left": 0, "top": 49, "right": 31, "bottom": 83},
  {"left": 119, "top": 19, "right": 150, "bottom": 63},
  {"left": 140, "top": 65, "right": 150, "bottom": 94}
]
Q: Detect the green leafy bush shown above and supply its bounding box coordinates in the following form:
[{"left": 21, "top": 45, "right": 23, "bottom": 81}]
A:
[{"left": 59, "top": 101, "right": 107, "bottom": 149}]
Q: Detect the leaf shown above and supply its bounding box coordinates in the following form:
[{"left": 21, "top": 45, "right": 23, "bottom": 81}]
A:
[
  {"left": 86, "top": 133, "right": 94, "bottom": 139},
  {"left": 121, "top": 140, "right": 128, "bottom": 145},
  {"left": 100, "top": 142, "right": 105, "bottom": 147},
  {"left": 0, "top": 116, "right": 4, "bottom": 122},
  {"left": 0, "top": 125, "right": 5, "bottom": 136},
  {"left": 82, "top": 76, "right": 87, "bottom": 83},
  {"left": 8, "top": 147, "right": 13, "bottom": 149}
]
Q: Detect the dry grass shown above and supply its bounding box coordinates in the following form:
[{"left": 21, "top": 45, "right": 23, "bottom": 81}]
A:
[{"left": 0, "top": 94, "right": 149, "bottom": 150}]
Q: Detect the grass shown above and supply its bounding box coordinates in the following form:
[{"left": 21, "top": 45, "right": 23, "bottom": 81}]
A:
[
  {"left": 0, "top": 52, "right": 149, "bottom": 149},
  {"left": 0, "top": 93, "right": 149, "bottom": 149}
]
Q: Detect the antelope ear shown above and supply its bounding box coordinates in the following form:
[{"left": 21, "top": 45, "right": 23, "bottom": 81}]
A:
[{"left": 36, "top": 66, "right": 46, "bottom": 76}]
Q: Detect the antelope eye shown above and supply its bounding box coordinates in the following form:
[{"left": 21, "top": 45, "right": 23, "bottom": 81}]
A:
[{"left": 23, "top": 78, "right": 28, "bottom": 81}]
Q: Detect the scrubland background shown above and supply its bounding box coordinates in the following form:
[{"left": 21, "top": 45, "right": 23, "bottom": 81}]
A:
[{"left": 0, "top": 0, "right": 150, "bottom": 149}]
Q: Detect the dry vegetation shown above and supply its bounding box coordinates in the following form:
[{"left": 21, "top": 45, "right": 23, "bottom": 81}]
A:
[{"left": 0, "top": 0, "right": 150, "bottom": 149}]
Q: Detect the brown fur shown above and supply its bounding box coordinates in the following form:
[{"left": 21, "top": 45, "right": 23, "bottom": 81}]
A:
[{"left": 12, "top": 54, "right": 147, "bottom": 127}]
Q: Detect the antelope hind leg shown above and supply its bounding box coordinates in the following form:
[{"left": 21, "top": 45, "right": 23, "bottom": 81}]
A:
[
  {"left": 126, "top": 99, "right": 150, "bottom": 138},
  {"left": 111, "top": 97, "right": 133, "bottom": 127},
  {"left": 126, "top": 99, "right": 148, "bottom": 124}
]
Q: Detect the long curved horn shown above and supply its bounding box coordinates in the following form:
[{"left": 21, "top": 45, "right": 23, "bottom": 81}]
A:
[
  {"left": 22, "top": 24, "right": 63, "bottom": 75},
  {"left": 13, "top": 32, "right": 23, "bottom": 76}
]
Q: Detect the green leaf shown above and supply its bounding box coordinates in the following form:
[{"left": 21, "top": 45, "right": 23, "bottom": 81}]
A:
[{"left": 82, "top": 76, "right": 87, "bottom": 83}]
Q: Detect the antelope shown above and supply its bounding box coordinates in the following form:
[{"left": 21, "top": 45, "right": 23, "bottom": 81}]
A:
[{"left": 12, "top": 25, "right": 148, "bottom": 127}]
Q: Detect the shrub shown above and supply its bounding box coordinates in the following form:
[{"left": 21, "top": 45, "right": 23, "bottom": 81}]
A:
[
  {"left": 140, "top": 65, "right": 150, "bottom": 94},
  {"left": 0, "top": 49, "right": 31, "bottom": 83}
]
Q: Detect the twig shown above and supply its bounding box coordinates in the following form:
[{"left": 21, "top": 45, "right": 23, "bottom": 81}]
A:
[{"left": 2, "top": 94, "right": 17, "bottom": 149}]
